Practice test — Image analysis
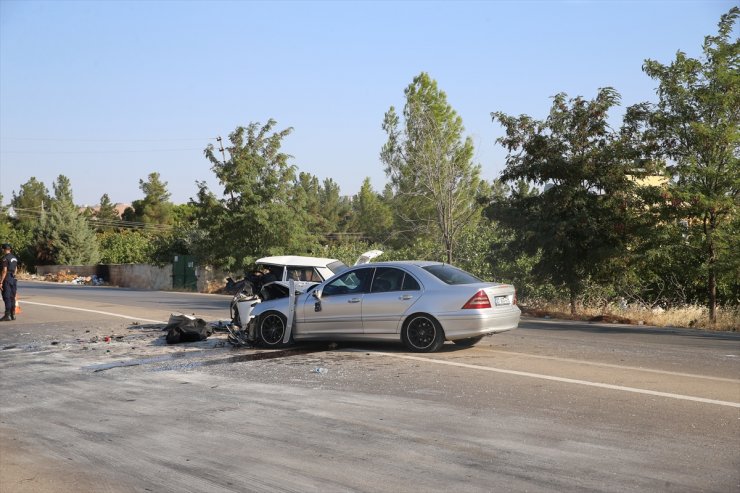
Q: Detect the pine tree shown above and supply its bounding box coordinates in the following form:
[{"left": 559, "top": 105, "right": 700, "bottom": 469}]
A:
[
  {"left": 94, "top": 193, "right": 122, "bottom": 231},
  {"left": 381, "top": 72, "right": 484, "bottom": 263},
  {"left": 34, "top": 176, "right": 99, "bottom": 265}
]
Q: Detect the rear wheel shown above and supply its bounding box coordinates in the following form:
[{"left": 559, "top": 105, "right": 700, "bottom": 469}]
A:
[
  {"left": 257, "top": 311, "right": 290, "bottom": 348},
  {"left": 452, "top": 335, "right": 484, "bottom": 347},
  {"left": 402, "top": 315, "right": 444, "bottom": 353}
]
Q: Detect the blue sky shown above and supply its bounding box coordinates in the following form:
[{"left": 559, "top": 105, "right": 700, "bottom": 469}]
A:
[{"left": 0, "top": 0, "right": 735, "bottom": 206}]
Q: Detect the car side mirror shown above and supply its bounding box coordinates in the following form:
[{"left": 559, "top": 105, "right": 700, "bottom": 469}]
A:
[{"left": 312, "top": 289, "right": 322, "bottom": 300}]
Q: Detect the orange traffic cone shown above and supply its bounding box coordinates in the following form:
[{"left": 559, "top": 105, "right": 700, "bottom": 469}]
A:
[{"left": 14, "top": 295, "right": 21, "bottom": 314}]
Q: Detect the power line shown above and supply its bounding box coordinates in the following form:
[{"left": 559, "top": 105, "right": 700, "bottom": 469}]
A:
[
  {"left": 0, "top": 135, "right": 219, "bottom": 155},
  {"left": 0, "top": 137, "right": 218, "bottom": 142},
  {"left": 0, "top": 148, "right": 205, "bottom": 155},
  {"left": 8, "top": 207, "right": 174, "bottom": 232}
]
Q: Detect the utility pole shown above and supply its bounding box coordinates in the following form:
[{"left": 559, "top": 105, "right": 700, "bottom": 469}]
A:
[
  {"left": 216, "top": 136, "right": 227, "bottom": 164},
  {"left": 216, "top": 136, "right": 235, "bottom": 203}
]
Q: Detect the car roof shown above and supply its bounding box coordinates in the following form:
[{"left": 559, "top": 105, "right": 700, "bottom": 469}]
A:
[
  {"left": 256, "top": 255, "right": 340, "bottom": 268},
  {"left": 351, "top": 260, "right": 443, "bottom": 268}
]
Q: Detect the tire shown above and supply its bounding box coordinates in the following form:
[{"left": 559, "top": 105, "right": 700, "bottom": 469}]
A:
[
  {"left": 402, "top": 314, "right": 444, "bottom": 353},
  {"left": 452, "top": 335, "right": 484, "bottom": 347},
  {"left": 257, "top": 311, "right": 290, "bottom": 348}
]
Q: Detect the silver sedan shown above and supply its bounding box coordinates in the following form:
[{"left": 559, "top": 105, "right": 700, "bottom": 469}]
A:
[{"left": 248, "top": 261, "right": 520, "bottom": 352}]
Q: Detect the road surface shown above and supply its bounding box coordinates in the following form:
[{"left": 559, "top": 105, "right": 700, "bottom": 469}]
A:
[{"left": 1, "top": 281, "right": 738, "bottom": 492}]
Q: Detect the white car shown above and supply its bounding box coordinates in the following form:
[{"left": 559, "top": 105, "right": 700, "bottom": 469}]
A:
[
  {"left": 255, "top": 250, "right": 383, "bottom": 284},
  {"left": 255, "top": 255, "right": 347, "bottom": 284},
  {"left": 231, "top": 250, "right": 383, "bottom": 324}
]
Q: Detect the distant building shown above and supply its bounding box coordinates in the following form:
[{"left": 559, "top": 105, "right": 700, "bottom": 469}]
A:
[
  {"left": 628, "top": 174, "right": 669, "bottom": 188},
  {"left": 79, "top": 203, "right": 131, "bottom": 218}
]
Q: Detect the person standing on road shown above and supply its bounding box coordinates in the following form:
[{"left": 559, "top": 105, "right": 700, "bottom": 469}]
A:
[{"left": 0, "top": 243, "right": 18, "bottom": 321}]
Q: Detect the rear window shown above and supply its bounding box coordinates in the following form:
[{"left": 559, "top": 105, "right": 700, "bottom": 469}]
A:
[{"left": 423, "top": 264, "right": 482, "bottom": 285}]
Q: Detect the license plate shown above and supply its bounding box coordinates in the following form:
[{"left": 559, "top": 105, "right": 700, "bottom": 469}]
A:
[{"left": 494, "top": 295, "right": 510, "bottom": 306}]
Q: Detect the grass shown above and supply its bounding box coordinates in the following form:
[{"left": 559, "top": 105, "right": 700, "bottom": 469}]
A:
[{"left": 521, "top": 301, "right": 739, "bottom": 332}]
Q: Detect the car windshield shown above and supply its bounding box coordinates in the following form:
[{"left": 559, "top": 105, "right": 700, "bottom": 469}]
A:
[
  {"left": 327, "top": 260, "right": 349, "bottom": 275},
  {"left": 423, "top": 264, "right": 482, "bottom": 285}
]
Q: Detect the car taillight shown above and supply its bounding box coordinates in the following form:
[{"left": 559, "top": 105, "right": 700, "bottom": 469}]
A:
[
  {"left": 462, "top": 290, "right": 491, "bottom": 309},
  {"left": 513, "top": 290, "right": 517, "bottom": 305}
]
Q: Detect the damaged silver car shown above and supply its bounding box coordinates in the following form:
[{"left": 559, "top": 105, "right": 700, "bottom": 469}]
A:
[{"left": 245, "top": 261, "right": 520, "bottom": 353}]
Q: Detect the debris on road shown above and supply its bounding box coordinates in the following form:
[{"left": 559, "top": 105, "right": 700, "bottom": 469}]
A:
[
  {"left": 226, "top": 324, "right": 252, "bottom": 348},
  {"left": 210, "top": 320, "right": 234, "bottom": 333},
  {"left": 164, "top": 313, "right": 213, "bottom": 344}
]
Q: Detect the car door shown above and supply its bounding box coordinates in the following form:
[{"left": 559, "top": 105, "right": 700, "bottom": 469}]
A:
[
  {"left": 362, "top": 267, "right": 422, "bottom": 334},
  {"left": 297, "top": 268, "right": 373, "bottom": 336}
]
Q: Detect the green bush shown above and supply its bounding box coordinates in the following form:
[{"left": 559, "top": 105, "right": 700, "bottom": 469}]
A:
[{"left": 97, "top": 231, "right": 153, "bottom": 264}]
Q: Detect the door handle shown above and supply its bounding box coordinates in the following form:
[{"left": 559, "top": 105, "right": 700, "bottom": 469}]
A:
[
  {"left": 348, "top": 298, "right": 361, "bottom": 303},
  {"left": 400, "top": 295, "right": 414, "bottom": 300}
]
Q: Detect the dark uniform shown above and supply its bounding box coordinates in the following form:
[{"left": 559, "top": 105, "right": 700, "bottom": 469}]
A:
[{"left": 1, "top": 243, "right": 18, "bottom": 321}]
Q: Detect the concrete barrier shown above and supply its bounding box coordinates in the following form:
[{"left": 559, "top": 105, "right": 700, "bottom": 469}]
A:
[
  {"left": 196, "top": 265, "right": 230, "bottom": 293},
  {"left": 36, "top": 264, "right": 173, "bottom": 291}
]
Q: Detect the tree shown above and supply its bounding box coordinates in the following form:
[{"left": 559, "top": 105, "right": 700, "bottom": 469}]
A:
[
  {"left": 348, "top": 178, "right": 395, "bottom": 244},
  {"left": 34, "top": 176, "right": 99, "bottom": 265},
  {"left": 381, "top": 72, "right": 484, "bottom": 263},
  {"left": 318, "top": 178, "right": 351, "bottom": 235},
  {"left": 0, "top": 194, "right": 11, "bottom": 241},
  {"left": 490, "top": 88, "right": 646, "bottom": 314},
  {"left": 52, "top": 175, "right": 74, "bottom": 204},
  {"left": 125, "top": 172, "right": 173, "bottom": 225},
  {"left": 171, "top": 203, "right": 195, "bottom": 226},
  {"left": 0, "top": 193, "right": 35, "bottom": 270},
  {"left": 626, "top": 7, "right": 739, "bottom": 322},
  {"left": 192, "top": 120, "right": 320, "bottom": 271},
  {"left": 94, "top": 193, "right": 122, "bottom": 231},
  {"left": 293, "top": 172, "right": 329, "bottom": 235},
  {"left": 11, "top": 177, "right": 51, "bottom": 227},
  {"left": 98, "top": 230, "right": 152, "bottom": 263},
  {"left": 292, "top": 174, "right": 351, "bottom": 240}
]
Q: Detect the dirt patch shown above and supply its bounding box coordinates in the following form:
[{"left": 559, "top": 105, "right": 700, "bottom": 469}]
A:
[
  {"left": 519, "top": 304, "right": 738, "bottom": 331},
  {"left": 520, "top": 306, "right": 634, "bottom": 325}
]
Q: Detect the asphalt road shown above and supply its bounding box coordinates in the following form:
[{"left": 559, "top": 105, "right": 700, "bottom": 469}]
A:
[{"left": 1, "top": 281, "right": 738, "bottom": 493}]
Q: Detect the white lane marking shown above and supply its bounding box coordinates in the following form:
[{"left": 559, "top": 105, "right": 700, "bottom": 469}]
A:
[
  {"left": 476, "top": 348, "right": 740, "bottom": 384},
  {"left": 22, "top": 301, "right": 166, "bottom": 324},
  {"left": 355, "top": 351, "right": 740, "bottom": 409}
]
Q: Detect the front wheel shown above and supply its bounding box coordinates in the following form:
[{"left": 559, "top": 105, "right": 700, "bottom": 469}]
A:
[
  {"left": 452, "top": 335, "right": 484, "bottom": 347},
  {"left": 402, "top": 315, "right": 444, "bottom": 353},
  {"left": 257, "top": 312, "right": 291, "bottom": 348}
]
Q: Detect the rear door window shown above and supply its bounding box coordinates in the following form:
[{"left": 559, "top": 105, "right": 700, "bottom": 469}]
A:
[
  {"left": 401, "top": 273, "right": 421, "bottom": 291},
  {"left": 370, "top": 267, "right": 405, "bottom": 293}
]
